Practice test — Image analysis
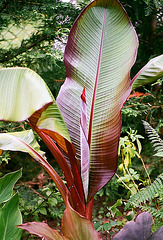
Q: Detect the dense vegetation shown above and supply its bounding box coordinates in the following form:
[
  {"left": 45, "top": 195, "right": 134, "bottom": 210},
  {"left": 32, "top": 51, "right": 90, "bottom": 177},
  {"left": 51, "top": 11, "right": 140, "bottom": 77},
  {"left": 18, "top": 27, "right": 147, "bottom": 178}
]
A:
[{"left": 0, "top": 0, "right": 162, "bottom": 239}]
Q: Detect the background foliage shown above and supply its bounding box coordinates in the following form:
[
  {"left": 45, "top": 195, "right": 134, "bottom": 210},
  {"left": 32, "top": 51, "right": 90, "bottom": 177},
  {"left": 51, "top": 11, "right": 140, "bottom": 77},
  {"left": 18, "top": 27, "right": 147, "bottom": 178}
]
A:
[{"left": 0, "top": 0, "right": 162, "bottom": 239}]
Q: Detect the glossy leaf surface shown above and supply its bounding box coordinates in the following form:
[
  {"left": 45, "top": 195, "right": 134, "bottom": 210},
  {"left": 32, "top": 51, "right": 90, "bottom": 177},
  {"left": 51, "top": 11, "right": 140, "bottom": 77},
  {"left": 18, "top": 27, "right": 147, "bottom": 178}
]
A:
[
  {"left": 18, "top": 222, "right": 68, "bottom": 240},
  {"left": 132, "top": 55, "right": 163, "bottom": 89},
  {"left": 0, "top": 193, "right": 22, "bottom": 240},
  {"left": 57, "top": 0, "right": 138, "bottom": 201},
  {"left": 0, "top": 169, "right": 22, "bottom": 203}
]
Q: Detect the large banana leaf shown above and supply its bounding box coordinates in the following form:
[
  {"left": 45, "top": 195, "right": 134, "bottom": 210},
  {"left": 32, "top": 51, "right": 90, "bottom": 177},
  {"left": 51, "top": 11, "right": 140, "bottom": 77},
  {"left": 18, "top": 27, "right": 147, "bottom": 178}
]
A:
[
  {"left": 0, "top": 67, "right": 71, "bottom": 150},
  {"left": 0, "top": 67, "right": 52, "bottom": 122},
  {"left": 57, "top": 0, "right": 138, "bottom": 201},
  {"left": 0, "top": 67, "right": 83, "bottom": 212}
]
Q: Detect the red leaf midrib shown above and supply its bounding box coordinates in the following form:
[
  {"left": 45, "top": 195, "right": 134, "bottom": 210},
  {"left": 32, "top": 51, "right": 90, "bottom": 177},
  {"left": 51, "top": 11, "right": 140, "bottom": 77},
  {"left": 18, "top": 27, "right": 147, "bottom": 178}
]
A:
[{"left": 88, "top": 8, "right": 107, "bottom": 147}]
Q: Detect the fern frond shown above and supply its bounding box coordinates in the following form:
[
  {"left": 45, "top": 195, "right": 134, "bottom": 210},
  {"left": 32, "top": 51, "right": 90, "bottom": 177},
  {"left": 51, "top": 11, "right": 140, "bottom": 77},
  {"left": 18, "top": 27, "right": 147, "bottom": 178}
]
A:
[
  {"left": 125, "top": 173, "right": 163, "bottom": 210},
  {"left": 140, "top": 205, "right": 163, "bottom": 220},
  {"left": 142, "top": 120, "right": 163, "bottom": 157}
]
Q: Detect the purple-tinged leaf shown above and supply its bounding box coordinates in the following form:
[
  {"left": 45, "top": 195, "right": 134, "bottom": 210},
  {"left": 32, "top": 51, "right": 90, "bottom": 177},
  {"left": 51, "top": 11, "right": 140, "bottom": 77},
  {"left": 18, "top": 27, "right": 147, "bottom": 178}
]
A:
[
  {"left": 148, "top": 226, "right": 163, "bottom": 240},
  {"left": 18, "top": 222, "right": 68, "bottom": 240},
  {"left": 62, "top": 198, "right": 102, "bottom": 240},
  {"left": 80, "top": 88, "right": 90, "bottom": 199},
  {"left": 57, "top": 0, "right": 138, "bottom": 201},
  {"left": 112, "top": 212, "right": 153, "bottom": 240}
]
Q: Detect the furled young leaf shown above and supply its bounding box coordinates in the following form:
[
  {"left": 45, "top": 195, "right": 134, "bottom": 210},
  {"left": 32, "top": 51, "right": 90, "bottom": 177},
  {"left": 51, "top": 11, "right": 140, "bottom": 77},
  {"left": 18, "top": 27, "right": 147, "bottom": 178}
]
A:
[
  {"left": 80, "top": 88, "right": 90, "bottom": 199},
  {"left": 0, "top": 193, "right": 22, "bottom": 240},
  {"left": 18, "top": 222, "right": 68, "bottom": 240},
  {"left": 112, "top": 212, "right": 153, "bottom": 240},
  {"left": 62, "top": 199, "right": 102, "bottom": 240},
  {"left": 131, "top": 55, "right": 163, "bottom": 90},
  {"left": 57, "top": 0, "right": 138, "bottom": 201},
  {"left": 0, "top": 169, "right": 22, "bottom": 203}
]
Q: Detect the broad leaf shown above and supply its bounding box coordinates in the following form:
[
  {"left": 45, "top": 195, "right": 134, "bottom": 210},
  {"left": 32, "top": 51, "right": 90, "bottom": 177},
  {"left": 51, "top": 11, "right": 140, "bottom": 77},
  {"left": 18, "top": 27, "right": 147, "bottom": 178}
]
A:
[
  {"left": 0, "top": 67, "right": 71, "bottom": 152},
  {"left": 132, "top": 55, "right": 163, "bottom": 90},
  {"left": 0, "top": 130, "right": 46, "bottom": 161},
  {"left": 0, "top": 169, "right": 22, "bottom": 203},
  {"left": 0, "top": 193, "right": 22, "bottom": 240},
  {"left": 112, "top": 212, "right": 153, "bottom": 240},
  {"left": 18, "top": 222, "right": 68, "bottom": 240},
  {"left": 57, "top": 0, "right": 138, "bottom": 201},
  {"left": 0, "top": 67, "right": 53, "bottom": 122},
  {"left": 62, "top": 198, "right": 102, "bottom": 240}
]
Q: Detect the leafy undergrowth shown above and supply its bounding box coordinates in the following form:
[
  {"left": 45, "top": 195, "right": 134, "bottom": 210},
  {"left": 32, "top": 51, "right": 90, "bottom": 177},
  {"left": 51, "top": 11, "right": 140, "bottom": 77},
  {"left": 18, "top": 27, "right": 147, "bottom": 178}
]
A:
[
  {"left": 15, "top": 169, "right": 162, "bottom": 240},
  {"left": 15, "top": 171, "right": 136, "bottom": 240}
]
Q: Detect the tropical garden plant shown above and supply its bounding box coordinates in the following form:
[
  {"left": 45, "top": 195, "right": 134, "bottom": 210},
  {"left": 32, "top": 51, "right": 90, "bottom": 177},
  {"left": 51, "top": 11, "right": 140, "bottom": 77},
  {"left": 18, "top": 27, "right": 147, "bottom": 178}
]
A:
[
  {"left": 0, "top": 0, "right": 163, "bottom": 239},
  {"left": 0, "top": 169, "right": 22, "bottom": 239}
]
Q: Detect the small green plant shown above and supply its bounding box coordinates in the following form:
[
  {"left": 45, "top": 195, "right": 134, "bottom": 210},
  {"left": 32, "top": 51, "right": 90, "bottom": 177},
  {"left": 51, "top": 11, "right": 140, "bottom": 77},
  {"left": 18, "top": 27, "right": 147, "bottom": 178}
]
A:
[
  {"left": 19, "top": 181, "right": 64, "bottom": 222},
  {"left": 93, "top": 199, "right": 136, "bottom": 239},
  {"left": 143, "top": 120, "right": 163, "bottom": 158},
  {"left": 117, "top": 128, "right": 152, "bottom": 196},
  {"left": 0, "top": 169, "right": 22, "bottom": 240},
  {"left": 106, "top": 199, "right": 123, "bottom": 218},
  {"left": 124, "top": 122, "right": 163, "bottom": 231}
]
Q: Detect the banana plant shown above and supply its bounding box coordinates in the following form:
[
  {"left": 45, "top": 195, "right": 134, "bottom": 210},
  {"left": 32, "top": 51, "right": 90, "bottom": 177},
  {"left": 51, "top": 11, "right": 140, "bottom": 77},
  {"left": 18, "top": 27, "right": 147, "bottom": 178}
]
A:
[{"left": 0, "top": 0, "right": 162, "bottom": 239}]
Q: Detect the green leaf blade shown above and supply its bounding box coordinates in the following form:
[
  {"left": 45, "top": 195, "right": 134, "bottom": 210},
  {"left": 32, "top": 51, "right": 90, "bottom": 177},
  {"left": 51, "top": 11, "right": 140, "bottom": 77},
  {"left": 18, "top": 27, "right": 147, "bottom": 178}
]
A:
[
  {"left": 0, "top": 130, "right": 46, "bottom": 162},
  {"left": 0, "top": 169, "right": 22, "bottom": 203},
  {"left": 0, "top": 193, "right": 22, "bottom": 240},
  {"left": 0, "top": 67, "right": 53, "bottom": 122},
  {"left": 0, "top": 130, "right": 69, "bottom": 204},
  {"left": 132, "top": 55, "right": 163, "bottom": 90}
]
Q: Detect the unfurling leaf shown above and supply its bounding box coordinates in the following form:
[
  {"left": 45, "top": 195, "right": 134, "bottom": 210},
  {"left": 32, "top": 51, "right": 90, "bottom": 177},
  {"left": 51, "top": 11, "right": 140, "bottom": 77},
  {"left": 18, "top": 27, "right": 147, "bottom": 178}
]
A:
[{"left": 80, "top": 88, "right": 90, "bottom": 200}]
